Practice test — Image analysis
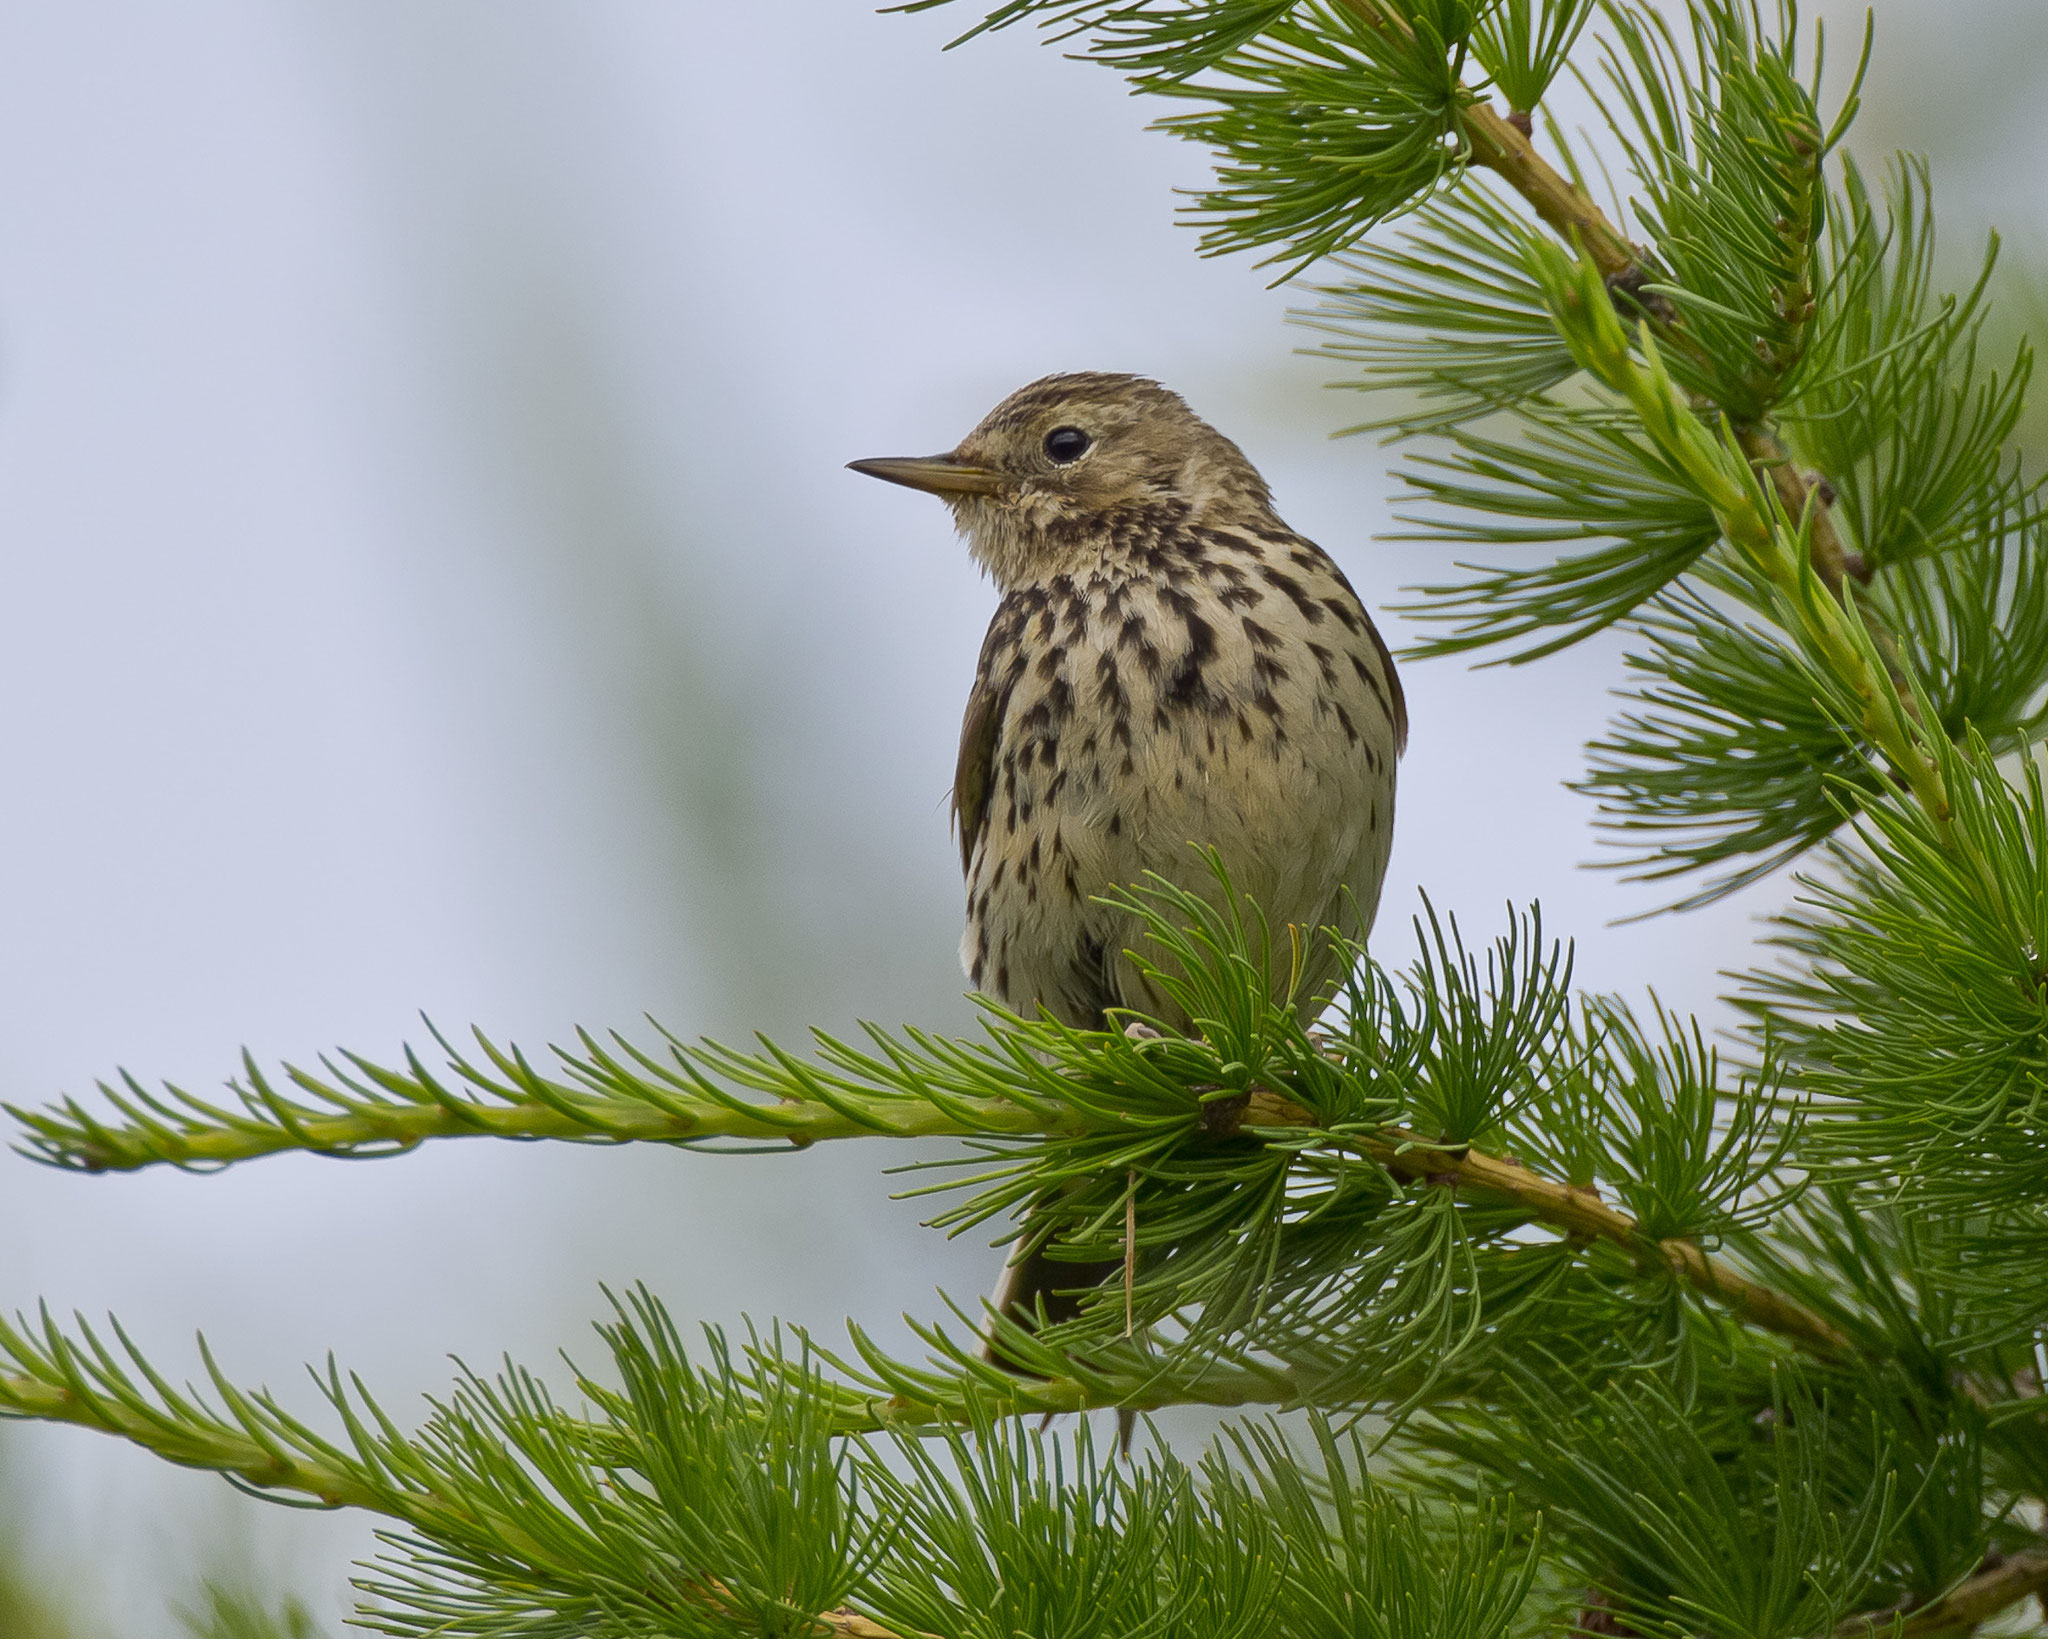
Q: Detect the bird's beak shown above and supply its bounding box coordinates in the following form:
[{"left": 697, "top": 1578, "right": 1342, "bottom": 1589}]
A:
[{"left": 847, "top": 453, "right": 1009, "bottom": 497}]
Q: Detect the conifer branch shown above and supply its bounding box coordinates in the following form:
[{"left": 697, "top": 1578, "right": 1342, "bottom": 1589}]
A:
[
  {"left": 1325, "top": 1, "right": 1637, "bottom": 274},
  {"left": 819, "top": 1611, "right": 905, "bottom": 1639},
  {"left": 1738, "top": 427, "right": 1861, "bottom": 596},
  {"left": 6, "top": 1044, "right": 1055, "bottom": 1172},
  {"left": 1830, "top": 1548, "right": 2048, "bottom": 1639},
  {"left": 1455, "top": 61, "right": 1929, "bottom": 736},
  {"left": 1526, "top": 243, "right": 1955, "bottom": 835},
  {"left": 1459, "top": 99, "right": 1636, "bottom": 282},
  {"left": 10, "top": 1025, "right": 1848, "bottom": 1365},
  {"left": 10, "top": 11, "right": 2040, "bottom": 1628},
  {"left": 1235, "top": 1094, "right": 1853, "bottom": 1360},
  {"left": 1337, "top": 0, "right": 1884, "bottom": 674},
  {"left": 1444, "top": 72, "right": 1898, "bottom": 649},
  {"left": 1443, "top": 38, "right": 1866, "bottom": 597},
  {"left": 0, "top": 1360, "right": 374, "bottom": 1510},
  {"left": 8, "top": 1302, "right": 2033, "bottom": 1639}
]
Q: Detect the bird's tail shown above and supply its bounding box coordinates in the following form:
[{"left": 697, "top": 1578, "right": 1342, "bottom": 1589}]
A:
[{"left": 983, "top": 1213, "right": 1134, "bottom": 1452}]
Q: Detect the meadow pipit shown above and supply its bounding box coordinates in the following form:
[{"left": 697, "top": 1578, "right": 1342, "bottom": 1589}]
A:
[{"left": 852, "top": 372, "right": 1405, "bottom": 1348}]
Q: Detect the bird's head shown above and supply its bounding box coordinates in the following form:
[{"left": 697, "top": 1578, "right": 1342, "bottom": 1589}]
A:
[{"left": 850, "top": 372, "right": 1275, "bottom": 589}]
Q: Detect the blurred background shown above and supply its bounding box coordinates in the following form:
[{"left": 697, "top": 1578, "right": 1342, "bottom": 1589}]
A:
[{"left": 0, "top": 0, "right": 2039, "bottom": 1630}]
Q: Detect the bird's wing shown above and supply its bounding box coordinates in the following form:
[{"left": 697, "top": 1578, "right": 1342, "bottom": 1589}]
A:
[
  {"left": 952, "top": 671, "right": 1010, "bottom": 877},
  {"left": 1362, "top": 613, "right": 1409, "bottom": 756}
]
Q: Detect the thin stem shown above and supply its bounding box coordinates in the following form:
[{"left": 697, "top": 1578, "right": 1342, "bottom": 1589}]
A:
[
  {"left": 1830, "top": 1548, "right": 2048, "bottom": 1639},
  {"left": 1457, "top": 96, "right": 1864, "bottom": 586},
  {"left": 822, "top": 1615, "right": 905, "bottom": 1639},
  {"left": 1529, "top": 247, "right": 1954, "bottom": 837},
  {"left": 1735, "top": 425, "right": 1862, "bottom": 598},
  {"left": 0, "top": 1365, "right": 376, "bottom": 1510},
  {"left": 1234, "top": 1093, "right": 1853, "bottom": 1361},
  {"left": 1460, "top": 90, "right": 1946, "bottom": 758},
  {"left": 13, "top": 1050, "right": 1847, "bottom": 1362},
  {"left": 9, "top": 1078, "right": 1054, "bottom": 1171},
  {"left": 1333, "top": 0, "right": 1928, "bottom": 767},
  {"left": 1461, "top": 100, "right": 1637, "bottom": 279}
]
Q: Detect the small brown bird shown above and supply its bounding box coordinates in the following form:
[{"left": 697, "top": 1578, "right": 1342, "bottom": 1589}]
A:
[{"left": 852, "top": 372, "right": 1405, "bottom": 1344}]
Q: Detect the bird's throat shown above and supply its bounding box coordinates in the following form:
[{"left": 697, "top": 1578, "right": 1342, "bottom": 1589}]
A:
[{"left": 952, "top": 490, "right": 1094, "bottom": 591}]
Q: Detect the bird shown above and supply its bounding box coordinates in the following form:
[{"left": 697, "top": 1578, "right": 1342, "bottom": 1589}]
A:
[{"left": 849, "top": 371, "right": 1405, "bottom": 1356}]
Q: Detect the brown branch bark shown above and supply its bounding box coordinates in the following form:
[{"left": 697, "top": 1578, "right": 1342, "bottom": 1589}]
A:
[
  {"left": 821, "top": 1611, "right": 913, "bottom": 1639},
  {"left": 1459, "top": 114, "right": 1864, "bottom": 596},
  {"left": 1235, "top": 1091, "right": 1853, "bottom": 1360},
  {"left": 1333, "top": 2, "right": 1866, "bottom": 613},
  {"left": 1461, "top": 103, "right": 1637, "bottom": 280},
  {"left": 1738, "top": 426, "right": 1862, "bottom": 595},
  {"left": 1830, "top": 1548, "right": 2048, "bottom": 1639},
  {"left": 1456, "top": 85, "right": 1932, "bottom": 735}
]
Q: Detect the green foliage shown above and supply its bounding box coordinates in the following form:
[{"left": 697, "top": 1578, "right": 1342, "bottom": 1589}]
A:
[
  {"left": 0, "top": 1289, "right": 1544, "bottom": 1639},
  {"left": 1468, "top": 0, "right": 1594, "bottom": 114},
  {"left": 1, "top": 872, "right": 2043, "bottom": 1633},
  {"left": 1779, "top": 159, "right": 2039, "bottom": 574},
  {"left": 1423, "top": 1371, "right": 1902, "bottom": 1638},
  {"left": 1874, "top": 507, "right": 2048, "bottom": 750},
  {"left": 356, "top": 1302, "right": 874, "bottom": 1639},
  {"left": 1146, "top": 2, "right": 1480, "bottom": 270},
  {"left": 892, "top": 0, "right": 1302, "bottom": 73},
  {"left": 859, "top": 1421, "right": 1235, "bottom": 1639},
  {"left": 1574, "top": 585, "right": 1878, "bottom": 905},
  {"left": 902, "top": 0, "right": 1593, "bottom": 272},
  {"left": 1741, "top": 736, "right": 2048, "bottom": 1219},
  {"left": 1224, "top": 1420, "right": 1539, "bottom": 1639},
  {"left": 1570, "top": 509, "right": 2048, "bottom": 906},
  {"left": 1389, "top": 405, "right": 1720, "bottom": 661},
  {"left": 1283, "top": 3, "right": 2043, "bottom": 913},
  {"left": 1301, "top": 181, "right": 1577, "bottom": 435},
  {"left": 1502, "top": 994, "right": 1796, "bottom": 1245},
  {"left": 13, "top": 1, "right": 2048, "bottom": 1635},
  {"left": 1585, "top": 1, "right": 1858, "bottom": 418},
  {"left": 180, "top": 1587, "right": 326, "bottom": 1639},
  {"left": 1672, "top": 1194, "right": 2012, "bottom": 1603},
  {"left": 19, "top": 879, "right": 1818, "bottom": 1412},
  {"left": 1358, "top": 897, "right": 1574, "bottom": 1147}
]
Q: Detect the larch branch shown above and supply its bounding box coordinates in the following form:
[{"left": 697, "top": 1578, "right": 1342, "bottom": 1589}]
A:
[
  {"left": 1232, "top": 1091, "right": 1853, "bottom": 1361},
  {"left": 1831, "top": 1548, "right": 2048, "bottom": 1639}
]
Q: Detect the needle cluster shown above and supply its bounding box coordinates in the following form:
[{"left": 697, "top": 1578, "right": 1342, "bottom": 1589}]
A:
[{"left": 8, "top": 3, "right": 2048, "bottom": 1637}]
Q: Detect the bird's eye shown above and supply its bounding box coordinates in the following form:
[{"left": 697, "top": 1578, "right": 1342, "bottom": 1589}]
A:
[{"left": 1043, "top": 426, "right": 1092, "bottom": 464}]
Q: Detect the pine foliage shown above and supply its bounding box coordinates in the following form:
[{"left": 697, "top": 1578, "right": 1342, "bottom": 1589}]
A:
[{"left": 8, "top": 1, "right": 2048, "bottom": 1635}]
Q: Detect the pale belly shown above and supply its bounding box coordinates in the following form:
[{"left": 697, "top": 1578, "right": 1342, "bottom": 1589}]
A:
[{"left": 960, "top": 559, "right": 1400, "bottom": 1031}]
